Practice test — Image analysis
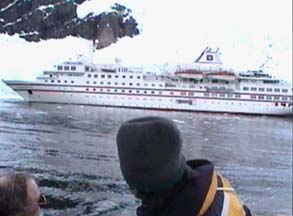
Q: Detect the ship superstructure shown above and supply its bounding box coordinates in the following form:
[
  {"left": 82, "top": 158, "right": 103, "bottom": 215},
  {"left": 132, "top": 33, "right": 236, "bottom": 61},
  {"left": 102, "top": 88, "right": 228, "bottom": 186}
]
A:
[{"left": 3, "top": 48, "right": 293, "bottom": 115}]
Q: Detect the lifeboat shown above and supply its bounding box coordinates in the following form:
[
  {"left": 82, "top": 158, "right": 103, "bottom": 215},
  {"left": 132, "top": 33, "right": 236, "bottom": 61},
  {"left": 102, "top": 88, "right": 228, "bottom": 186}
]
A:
[
  {"left": 175, "top": 69, "right": 204, "bottom": 79},
  {"left": 206, "top": 71, "right": 236, "bottom": 80}
]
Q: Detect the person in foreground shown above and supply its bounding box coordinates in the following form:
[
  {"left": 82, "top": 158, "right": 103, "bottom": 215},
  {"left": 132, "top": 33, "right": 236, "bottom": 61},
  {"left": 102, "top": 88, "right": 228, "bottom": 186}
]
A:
[
  {"left": 0, "top": 173, "right": 46, "bottom": 216},
  {"left": 116, "top": 116, "right": 251, "bottom": 216}
]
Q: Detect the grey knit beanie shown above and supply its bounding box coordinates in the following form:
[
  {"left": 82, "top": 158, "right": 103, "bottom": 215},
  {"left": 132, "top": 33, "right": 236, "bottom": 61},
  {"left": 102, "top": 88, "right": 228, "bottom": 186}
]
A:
[{"left": 116, "top": 116, "right": 185, "bottom": 192}]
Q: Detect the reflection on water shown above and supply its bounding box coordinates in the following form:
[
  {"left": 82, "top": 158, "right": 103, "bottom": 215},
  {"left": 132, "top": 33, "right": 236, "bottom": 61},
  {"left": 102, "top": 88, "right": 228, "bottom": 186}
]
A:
[{"left": 0, "top": 100, "right": 292, "bottom": 216}]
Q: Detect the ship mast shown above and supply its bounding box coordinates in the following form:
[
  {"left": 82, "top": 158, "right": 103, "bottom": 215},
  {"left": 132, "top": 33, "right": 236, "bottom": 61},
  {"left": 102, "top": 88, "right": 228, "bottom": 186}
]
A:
[{"left": 89, "top": 39, "right": 96, "bottom": 63}]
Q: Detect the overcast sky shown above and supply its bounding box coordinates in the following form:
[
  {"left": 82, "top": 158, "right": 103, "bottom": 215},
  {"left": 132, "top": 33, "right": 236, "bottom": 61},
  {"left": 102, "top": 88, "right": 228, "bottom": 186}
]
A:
[{"left": 0, "top": 0, "right": 292, "bottom": 81}]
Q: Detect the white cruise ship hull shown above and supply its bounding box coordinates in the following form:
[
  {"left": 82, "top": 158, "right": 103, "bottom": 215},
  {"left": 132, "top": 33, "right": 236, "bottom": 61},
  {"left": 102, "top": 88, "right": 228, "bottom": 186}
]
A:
[{"left": 4, "top": 81, "right": 293, "bottom": 116}]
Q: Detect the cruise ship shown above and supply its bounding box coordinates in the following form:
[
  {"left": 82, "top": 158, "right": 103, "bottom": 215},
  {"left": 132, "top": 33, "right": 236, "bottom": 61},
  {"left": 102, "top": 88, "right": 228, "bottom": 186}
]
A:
[{"left": 3, "top": 47, "right": 293, "bottom": 116}]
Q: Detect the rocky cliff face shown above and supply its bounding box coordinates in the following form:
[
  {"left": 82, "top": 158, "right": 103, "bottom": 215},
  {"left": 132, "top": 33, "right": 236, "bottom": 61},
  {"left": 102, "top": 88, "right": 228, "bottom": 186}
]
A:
[{"left": 0, "top": 1, "right": 139, "bottom": 49}]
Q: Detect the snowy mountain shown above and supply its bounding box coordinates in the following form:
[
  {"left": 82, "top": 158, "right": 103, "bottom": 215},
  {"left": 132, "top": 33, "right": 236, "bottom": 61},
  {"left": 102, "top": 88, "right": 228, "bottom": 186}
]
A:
[{"left": 0, "top": 1, "right": 139, "bottom": 49}]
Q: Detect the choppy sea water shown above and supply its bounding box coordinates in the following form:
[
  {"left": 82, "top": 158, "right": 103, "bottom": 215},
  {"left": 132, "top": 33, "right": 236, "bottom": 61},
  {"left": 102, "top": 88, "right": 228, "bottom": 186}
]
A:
[{"left": 0, "top": 99, "right": 292, "bottom": 216}]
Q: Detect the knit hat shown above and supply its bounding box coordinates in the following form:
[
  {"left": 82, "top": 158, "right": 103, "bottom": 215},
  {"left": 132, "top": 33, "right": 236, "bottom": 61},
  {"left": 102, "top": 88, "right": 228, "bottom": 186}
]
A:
[{"left": 116, "top": 116, "right": 186, "bottom": 192}]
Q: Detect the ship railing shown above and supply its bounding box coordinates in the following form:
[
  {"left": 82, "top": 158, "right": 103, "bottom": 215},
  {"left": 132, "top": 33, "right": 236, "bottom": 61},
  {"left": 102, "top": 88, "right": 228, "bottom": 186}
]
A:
[{"left": 205, "top": 87, "right": 234, "bottom": 92}]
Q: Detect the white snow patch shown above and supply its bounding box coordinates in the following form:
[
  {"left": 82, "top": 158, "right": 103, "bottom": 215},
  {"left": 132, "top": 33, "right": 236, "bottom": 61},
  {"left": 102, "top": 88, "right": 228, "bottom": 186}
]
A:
[
  {"left": 173, "top": 119, "right": 184, "bottom": 124},
  {"left": 0, "top": 0, "right": 18, "bottom": 12},
  {"left": 38, "top": 4, "right": 54, "bottom": 11}
]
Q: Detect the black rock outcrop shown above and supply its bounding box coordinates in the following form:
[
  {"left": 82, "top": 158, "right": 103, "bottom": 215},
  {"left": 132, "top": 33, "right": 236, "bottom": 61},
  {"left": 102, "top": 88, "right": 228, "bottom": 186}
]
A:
[{"left": 0, "top": 1, "right": 139, "bottom": 49}]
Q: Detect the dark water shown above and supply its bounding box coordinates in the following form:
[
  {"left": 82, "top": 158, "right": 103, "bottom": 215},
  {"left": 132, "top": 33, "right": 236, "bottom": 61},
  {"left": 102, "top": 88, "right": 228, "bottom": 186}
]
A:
[{"left": 0, "top": 99, "right": 292, "bottom": 216}]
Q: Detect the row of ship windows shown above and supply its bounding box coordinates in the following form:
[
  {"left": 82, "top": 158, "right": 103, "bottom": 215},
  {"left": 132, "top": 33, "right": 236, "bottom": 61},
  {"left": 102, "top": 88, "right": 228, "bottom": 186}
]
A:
[
  {"left": 87, "top": 74, "right": 141, "bottom": 79},
  {"left": 57, "top": 66, "right": 76, "bottom": 71},
  {"left": 242, "top": 87, "right": 289, "bottom": 93},
  {"left": 45, "top": 80, "right": 75, "bottom": 84},
  {"left": 249, "top": 95, "right": 289, "bottom": 100},
  {"left": 83, "top": 88, "right": 291, "bottom": 101},
  {"left": 45, "top": 79, "right": 165, "bottom": 87},
  {"left": 86, "top": 81, "right": 164, "bottom": 87}
]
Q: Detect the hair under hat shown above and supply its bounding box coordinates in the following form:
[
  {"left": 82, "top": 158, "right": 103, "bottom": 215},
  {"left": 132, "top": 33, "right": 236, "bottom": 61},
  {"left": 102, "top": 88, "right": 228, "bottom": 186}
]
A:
[{"left": 116, "top": 116, "right": 186, "bottom": 192}]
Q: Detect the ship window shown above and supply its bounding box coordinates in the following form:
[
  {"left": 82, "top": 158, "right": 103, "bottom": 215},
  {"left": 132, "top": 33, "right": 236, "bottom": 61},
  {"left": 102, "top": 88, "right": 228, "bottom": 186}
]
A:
[
  {"left": 88, "top": 74, "right": 92, "bottom": 78},
  {"left": 93, "top": 81, "right": 96, "bottom": 84},
  {"left": 227, "top": 93, "right": 233, "bottom": 98},
  {"left": 100, "top": 89, "right": 103, "bottom": 92},
  {"left": 219, "top": 93, "right": 225, "bottom": 97},
  {"left": 94, "top": 74, "right": 98, "bottom": 78},
  {"left": 51, "top": 80, "right": 54, "bottom": 83},
  {"left": 122, "top": 90, "right": 125, "bottom": 93},
  {"left": 107, "top": 82, "right": 111, "bottom": 85},
  {"left": 159, "top": 84, "right": 163, "bottom": 87},
  {"left": 49, "top": 74, "right": 53, "bottom": 78},
  {"left": 274, "top": 96, "right": 280, "bottom": 100},
  {"left": 188, "top": 92, "right": 194, "bottom": 96},
  {"left": 204, "top": 93, "right": 210, "bottom": 97},
  {"left": 71, "top": 81, "right": 74, "bottom": 83},
  {"left": 258, "top": 88, "right": 265, "bottom": 92},
  {"left": 100, "top": 82, "right": 104, "bottom": 85},
  {"left": 85, "top": 66, "right": 89, "bottom": 72},
  {"left": 57, "top": 80, "right": 61, "bottom": 83},
  {"left": 151, "top": 91, "right": 155, "bottom": 94},
  {"left": 180, "top": 92, "right": 186, "bottom": 96},
  {"left": 122, "top": 83, "right": 125, "bottom": 85},
  {"left": 250, "top": 87, "right": 257, "bottom": 91},
  {"left": 274, "top": 88, "right": 280, "bottom": 92},
  {"left": 108, "top": 75, "right": 112, "bottom": 78},
  {"left": 159, "top": 91, "right": 162, "bottom": 95},
  {"left": 115, "top": 82, "right": 118, "bottom": 85},
  {"left": 122, "top": 75, "right": 126, "bottom": 78},
  {"left": 152, "top": 84, "right": 155, "bottom": 87},
  {"left": 64, "top": 80, "right": 67, "bottom": 83},
  {"left": 130, "top": 75, "right": 133, "bottom": 79},
  {"left": 107, "top": 89, "right": 111, "bottom": 92},
  {"left": 212, "top": 93, "right": 217, "bottom": 97},
  {"left": 129, "top": 83, "right": 133, "bottom": 86},
  {"left": 57, "top": 66, "right": 63, "bottom": 70},
  {"left": 212, "top": 80, "right": 218, "bottom": 83},
  {"left": 282, "top": 89, "right": 288, "bottom": 93},
  {"left": 234, "top": 94, "right": 241, "bottom": 98},
  {"left": 250, "top": 95, "right": 257, "bottom": 99},
  {"left": 136, "top": 83, "right": 140, "bottom": 86},
  {"left": 129, "top": 90, "right": 132, "bottom": 93},
  {"left": 137, "top": 76, "right": 141, "bottom": 79},
  {"left": 64, "top": 66, "right": 69, "bottom": 71},
  {"left": 266, "top": 95, "right": 272, "bottom": 100},
  {"left": 86, "top": 81, "right": 90, "bottom": 84},
  {"left": 136, "top": 90, "right": 140, "bottom": 93},
  {"left": 86, "top": 88, "right": 89, "bottom": 91},
  {"left": 170, "top": 92, "right": 174, "bottom": 95},
  {"left": 71, "top": 66, "right": 76, "bottom": 71},
  {"left": 281, "top": 97, "right": 288, "bottom": 101},
  {"left": 243, "top": 87, "right": 249, "bottom": 91},
  {"left": 258, "top": 95, "right": 264, "bottom": 100},
  {"left": 266, "top": 88, "right": 272, "bottom": 92},
  {"left": 101, "top": 75, "right": 105, "bottom": 78},
  {"left": 143, "top": 90, "right": 147, "bottom": 94},
  {"left": 281, "top": 103, "right": 286, "bottom": 107},
  {"left": 114, "top": 89, "right": 118, "bottom": 92},
  {"left": 45, "top": 80, "right": 48, "bottom": 82}
]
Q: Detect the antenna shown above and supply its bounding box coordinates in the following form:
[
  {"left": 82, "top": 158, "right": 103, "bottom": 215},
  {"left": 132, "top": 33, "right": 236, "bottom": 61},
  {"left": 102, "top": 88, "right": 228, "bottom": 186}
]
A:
[{"left": 89, "top": 40, "right": 96, "bottom": 63}]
